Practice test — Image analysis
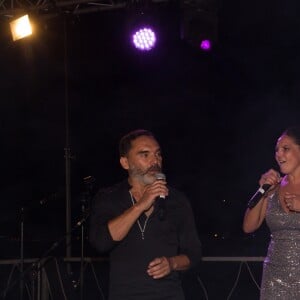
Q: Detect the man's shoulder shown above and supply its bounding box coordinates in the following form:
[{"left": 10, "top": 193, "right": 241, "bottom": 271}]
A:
[
  {"left": 168, "top": 186, "right": 190, "bottom": 206},
  {"left": 168, "top": 186, "right": 186, "bottom": 197},
  {"left": 97, "top": 180, "right": 129, "bottom": 197}
]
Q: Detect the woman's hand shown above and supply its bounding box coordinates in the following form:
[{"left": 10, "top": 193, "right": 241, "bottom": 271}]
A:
[
  {"left": 259, "top": 169, "right": 281, "bottom": 190},
  {"left": 284, "top": 192, "right": 300, "bottom": 212}
]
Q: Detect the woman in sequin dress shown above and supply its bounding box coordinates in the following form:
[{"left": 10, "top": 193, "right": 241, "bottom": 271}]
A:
[{"left": 243, "top": 126, "right": 300, "bottom": 299}]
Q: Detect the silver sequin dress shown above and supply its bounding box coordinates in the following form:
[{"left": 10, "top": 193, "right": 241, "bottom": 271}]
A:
[{"left": 260, "top": 191, "right": 300, "bottom": 299}]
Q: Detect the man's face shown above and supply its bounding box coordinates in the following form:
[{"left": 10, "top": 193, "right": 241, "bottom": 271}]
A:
[{"left": 120, "top": 135, "right": 162, "bottom": 184}]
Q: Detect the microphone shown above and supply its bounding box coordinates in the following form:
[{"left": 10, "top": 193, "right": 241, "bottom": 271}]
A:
[
  {"left": 155, "top": 172, "right": 166, "bottom": 221},
  {"left": 247, "top": 184, "right": 271, "bottom": 209}
]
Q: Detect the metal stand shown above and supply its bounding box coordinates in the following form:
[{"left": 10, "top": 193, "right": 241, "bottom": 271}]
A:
[
  {"left": 80, "top": 207, "right": 85, "bottom": 300},
  {"left": 63, "top": 16, "right": 73, "bottom": 275},
  {"left": 78, "top": 175, "right": 95, "bottom": 300},
  {"left": 1, "top": 215, "right": 87, "bottom": 300},
  {"left": 3, "top": 207, "right": 29, "bottom": 300},
  {"left": 20, "top": 207, "right": 25, "bottom": 300}
]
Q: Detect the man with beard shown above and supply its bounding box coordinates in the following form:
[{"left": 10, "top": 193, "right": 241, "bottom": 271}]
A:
[{"left": 89, "top": 129, "right": 201, "bottom": 300}]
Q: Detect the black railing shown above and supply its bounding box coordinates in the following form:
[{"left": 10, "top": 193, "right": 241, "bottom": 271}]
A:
[{"left": 0, "top": 256, "right": 263, "bottom": 300}]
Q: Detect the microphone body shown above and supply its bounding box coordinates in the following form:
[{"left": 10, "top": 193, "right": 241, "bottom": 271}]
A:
[
  {"left": 155, "top": 173, "right": 166, "bottom": 220},
  {"left": 247, "top": 184, "right": 271, "bottom": 209}
]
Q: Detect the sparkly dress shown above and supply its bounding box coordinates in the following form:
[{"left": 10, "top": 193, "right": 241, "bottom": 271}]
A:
[{"left": 260, "top": 191, "right": 300, "bottom": 299}]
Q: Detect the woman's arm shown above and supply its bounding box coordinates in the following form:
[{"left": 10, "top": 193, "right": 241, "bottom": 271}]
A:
[{"left": 243, "top": 169, "right": 281, "bottom": 233}]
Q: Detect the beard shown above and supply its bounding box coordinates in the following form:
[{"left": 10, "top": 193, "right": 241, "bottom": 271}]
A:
[{"left": 129, "top": 164, "right": 162, "bottom": 185}]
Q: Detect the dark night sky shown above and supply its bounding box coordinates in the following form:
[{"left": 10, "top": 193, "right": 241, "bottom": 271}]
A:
[{"left": 1, "top": 0, "right": 300, "bottom": 258}]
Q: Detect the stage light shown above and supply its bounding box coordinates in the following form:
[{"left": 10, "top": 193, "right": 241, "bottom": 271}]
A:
[
  {"left": 132, "top": 27, "right": 157, "bottom": 51},
  {"left": 10, "top": 14, "right": 32, "bottom": 41},
  {"left": 200, "top": 39, "right": 212, "bottom": 51},
  {"left": 181, "top": 2, "right": 219, "bottom": 50}
]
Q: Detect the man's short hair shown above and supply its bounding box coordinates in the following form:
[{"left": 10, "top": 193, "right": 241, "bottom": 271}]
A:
[{"left": 119, "top": 129, "right": 156, "bottom": 157}]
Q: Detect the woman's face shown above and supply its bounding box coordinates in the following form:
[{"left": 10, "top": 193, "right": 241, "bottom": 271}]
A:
[{"left": 275, "top": 134, "right": 300, "bottom": 175}]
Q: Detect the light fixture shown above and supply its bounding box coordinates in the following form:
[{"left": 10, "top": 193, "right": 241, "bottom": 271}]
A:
[
  {"left": 200, "top": 39, "right": 212, "bottom": 51},
  {"left": 181, "top": 2, "right": 219, "bottom": 50},
  {"left": 132, "top": 27, "right": 157, "bottom": 51},
  {"left": 126, "top": 5, "right": 160, "bottom": 52},
  {"left": 10, "top": 14, "right": 33, "bottom": 41}
]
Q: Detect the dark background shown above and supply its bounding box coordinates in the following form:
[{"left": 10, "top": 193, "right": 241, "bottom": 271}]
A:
[{"left": 1, "top": 0, "right": 300, "bottom": 262}]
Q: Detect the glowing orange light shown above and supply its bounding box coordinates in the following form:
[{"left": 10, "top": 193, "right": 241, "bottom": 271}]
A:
[{"left": 10, "top": 15, "right": 32, "bottom": 41}]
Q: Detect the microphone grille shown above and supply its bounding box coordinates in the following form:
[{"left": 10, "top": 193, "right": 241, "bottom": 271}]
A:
[{"left": 155, "top": 172, "right": 166, "bottom": 180}]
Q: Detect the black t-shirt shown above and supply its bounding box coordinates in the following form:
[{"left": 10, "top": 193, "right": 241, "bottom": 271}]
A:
[{"left": 89, "top": 180, "right": 201, "bottom": 300}]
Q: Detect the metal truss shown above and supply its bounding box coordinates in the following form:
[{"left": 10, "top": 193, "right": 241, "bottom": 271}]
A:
[
  {"left": 0, "top": 0, "right": 218, "bottom": 19},
  {"left": 0, "top": 0, "right": 186, "bottom": 19},
  {"left": 0, "top": 0, "right": 136, "bottom": 18},
  {"left": 0, "top": 0, "right": 177, "bottom": 19}
]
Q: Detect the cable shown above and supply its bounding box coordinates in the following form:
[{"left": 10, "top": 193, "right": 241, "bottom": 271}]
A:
[
  {"left": 226, "top": 262, "right": 243, "bottom": 300},
  {"left": 245, "top": 262, "right": 261, "bottom": 290},
  {"left": 54, "top": 258, "right": 68, "bottom": 300},
  {"left": 196, "top": 275, "right": 209, "bottom": 300},
  {"left": 2, "top": 264, "right": 17, "bottom": 299},
  {"left": 90, "top": 262, "right": 106, "bottom": 300}
]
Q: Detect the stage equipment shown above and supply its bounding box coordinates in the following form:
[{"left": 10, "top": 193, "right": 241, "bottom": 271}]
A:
[
  {"left": 9, "top": 14, "right": 32, "bottom": 41},
  {"left": 132, "top": 27, "right": 156, "bottom": 51},
  {"left": 125, "top": 0, "right": 161, "bottom": 52},
  {"left": 200, "top": 39, "right": 212, "bottom": 51},
  {"left": 181, "top": 0, "right": 220, "bottom": 50},
  {"left": 77, "top": 175, "right": 95, "bottom": 300},
  {"left": 1, "top": 208, "right": 90, "bottom": 299},
  {"left": 62, "top": 17, "right": 74, "bottom": 271},
  {"left": 19, "top": 208, "right": 25, "bottom": 300}
]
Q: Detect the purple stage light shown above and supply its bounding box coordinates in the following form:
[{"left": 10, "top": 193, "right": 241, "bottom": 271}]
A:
[
  {"left": 200, "top": 39, "right": 212, "bottom": 51},
  {"left": 132, "top": 27, "right": 156, "bottom": 51}
]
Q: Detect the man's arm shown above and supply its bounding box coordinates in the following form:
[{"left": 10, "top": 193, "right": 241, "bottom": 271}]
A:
[
  {"left": 147, "top": 255, "right": 190, "bottom": 279},
  {"left": 108, "top": 203, "right": 143, "bottom": 241},
  {"left": 168, "top": 254, "right": 190, "bottom": 271},
  {"left": 109, "top": 181, "right": 168, "bottom": 240}
]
